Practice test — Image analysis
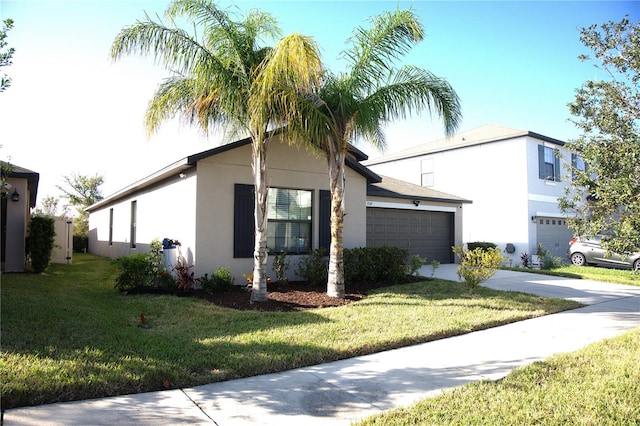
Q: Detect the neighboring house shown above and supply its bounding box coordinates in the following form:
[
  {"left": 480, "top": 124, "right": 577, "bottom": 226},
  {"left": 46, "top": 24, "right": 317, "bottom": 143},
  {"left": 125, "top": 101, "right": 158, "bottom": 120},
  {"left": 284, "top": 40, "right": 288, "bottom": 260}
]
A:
[
  {"left": 1, "top": 162, "right": 39, "bottom": 272},
  {"left": 87, "top": 133, "right": 468, "bottom": 284},
  {"left": 365, "top": 124, "right": 580, "bottom": 264}
]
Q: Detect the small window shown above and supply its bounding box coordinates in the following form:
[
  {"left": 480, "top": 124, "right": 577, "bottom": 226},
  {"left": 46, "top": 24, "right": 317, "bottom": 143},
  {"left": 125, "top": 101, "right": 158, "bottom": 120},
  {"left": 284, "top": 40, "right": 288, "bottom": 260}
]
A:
[
  {"left": 572, "top": 153, "right": 587, "bottom": 181},
  {"left": 552, "top": 220, "right": 556, "bottom": 225},
  {"left": 109, "top": 208, "right": 114, "bottom": 246},
  {"left": 267, "top": 188, "right": 312, "bottom": 254},
  {"left": 130, "top": 201, "right": 137, "bottom": 249},
  {"left": 546, "top": 220, "right": 550, "bottom": 225}
]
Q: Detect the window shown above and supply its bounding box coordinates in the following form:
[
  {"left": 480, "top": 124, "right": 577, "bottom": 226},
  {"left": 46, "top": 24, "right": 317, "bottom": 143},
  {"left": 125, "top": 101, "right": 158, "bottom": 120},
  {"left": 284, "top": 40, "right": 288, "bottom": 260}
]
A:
[
  {"left": 267, "top": 188, "right": 312, "bottom": 254},
  {"left": 234, "top": 184, "right": 329, "bottom": 258},
  {"left": 421, "top": 158, "right": 434, "bottom": 188},
  {"left": 538, "top": 145, "right": 561, "bottom": 181},
  {"left": 571, "top": 153, "right": 587, "bottom": 181},
  {"left": 109, "top": 208, "right": 114, "bottom": 246},
  {"left": 130, "top": 201, "right": 137, "bottom": 248}
]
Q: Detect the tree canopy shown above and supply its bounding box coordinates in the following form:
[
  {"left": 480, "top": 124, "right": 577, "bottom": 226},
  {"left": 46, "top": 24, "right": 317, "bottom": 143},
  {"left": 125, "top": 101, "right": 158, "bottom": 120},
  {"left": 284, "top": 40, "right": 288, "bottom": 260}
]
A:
[
  {"left": 560, "top": 17, "right": 639, "bottom": 255},
  {"left": 0, "top": 18, "right": 14, "bottom": 92}
]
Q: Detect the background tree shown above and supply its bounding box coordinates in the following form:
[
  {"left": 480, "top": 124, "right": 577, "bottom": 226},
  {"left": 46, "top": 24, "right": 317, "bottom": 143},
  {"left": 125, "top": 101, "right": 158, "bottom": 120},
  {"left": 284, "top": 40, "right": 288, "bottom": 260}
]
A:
[
  {"left": 287, "top": 8, "right": 461, "bottom": 298},
  {"left": 57, "top": 173, "right": 104, "bottom": 245},
  {"left": 1, "top": 18, "right": 15, "bottom": 92},
  {"left": 33, "top": 195, "right": 70, "bottom": 218},
  {"left": 560, "top": 17, "right": 639, "bottom": 255},
  {"left": 111, "top": 0, "right": 322, "bottom": 302}
]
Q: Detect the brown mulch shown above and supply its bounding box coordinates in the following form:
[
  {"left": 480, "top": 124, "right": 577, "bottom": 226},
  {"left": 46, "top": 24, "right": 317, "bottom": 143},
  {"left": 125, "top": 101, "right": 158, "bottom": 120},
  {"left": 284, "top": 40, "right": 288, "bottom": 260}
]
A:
[{"left": 130, "top": 278, "right": 422, "bottom": 312}]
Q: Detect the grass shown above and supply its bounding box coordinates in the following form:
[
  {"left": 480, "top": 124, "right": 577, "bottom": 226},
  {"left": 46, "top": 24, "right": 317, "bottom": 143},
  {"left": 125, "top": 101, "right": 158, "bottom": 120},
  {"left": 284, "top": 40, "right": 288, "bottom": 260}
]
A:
[
  {"left": 355, "top": 328, "right": 640, "bottom": 425},
  {"left": 1, "top": 254, "right": 581, "bottom": 409},
  {"left": 503, "top": 264, "right": 640, "bottom": 286}
]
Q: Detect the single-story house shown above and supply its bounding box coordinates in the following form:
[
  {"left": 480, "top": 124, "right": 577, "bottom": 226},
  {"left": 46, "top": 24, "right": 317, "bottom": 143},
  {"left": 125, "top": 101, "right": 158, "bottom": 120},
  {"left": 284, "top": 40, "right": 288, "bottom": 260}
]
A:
[
  {"left": 365, "top": 124, "right": 578, "bottom": 264},
  {"left": 1, "top": 162, "right": 39, "bottom": 272},
  {"left": 87, "top": 133, "right": 469, "bottom": 283}
]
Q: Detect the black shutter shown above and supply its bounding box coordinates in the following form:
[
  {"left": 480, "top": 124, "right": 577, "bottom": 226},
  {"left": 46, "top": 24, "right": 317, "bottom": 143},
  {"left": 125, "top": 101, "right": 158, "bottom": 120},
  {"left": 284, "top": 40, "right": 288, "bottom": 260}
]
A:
[
  {"left": 538, "top": 145, "right": 546, "bottom": 179},
  {"left": 234, "top": 184, "right": 254, "bottom": 258},
  {"left": 319, "top": 190, "right": 331, "bottom": 251},
  {"left": 554, "top": 149, "right": 561, "bottom": 182}
]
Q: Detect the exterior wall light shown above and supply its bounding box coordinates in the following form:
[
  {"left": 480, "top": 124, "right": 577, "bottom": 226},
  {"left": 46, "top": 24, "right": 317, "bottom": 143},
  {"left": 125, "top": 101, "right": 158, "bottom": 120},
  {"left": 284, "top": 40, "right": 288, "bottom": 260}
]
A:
[
  {"left": 11, "top": 189, "right": 19, "bottom": 202},
  {"left": 531, "top": 215, "right": 536, "bottom": 223},
  {"left": 413, "top": 200, "right": 420, "bottom": 206}
]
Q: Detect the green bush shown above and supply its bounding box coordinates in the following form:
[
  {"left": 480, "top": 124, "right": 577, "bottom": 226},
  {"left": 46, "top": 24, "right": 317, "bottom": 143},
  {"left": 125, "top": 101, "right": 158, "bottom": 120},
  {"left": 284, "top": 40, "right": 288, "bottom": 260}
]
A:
[
  {"left": 272, "top": 250, "right": 290, "bottom": 285},
  {"left": 201, "top": 267, "right": 235, "bottom": 293},
  {"left": 73, "top": 235, "right": 88, "bottom": 253},
  {"left": 408, "top": 254, "right": 426, "bottom": 276},
  {"left": 28, "top": 215, "right": 56, "bottom": 273},
  {"left": 466, "top": 242, "right": 498, "bottom": 252},
  {"left": 453, "top": 245, "right": 505, "bottom": 294},
  {"left": 344, "top": 246, "right": 409, "bottom": 285},
  {"left": 295, "top": 248, "right": 328, "bottom": 286},
  {"left": 112, "top": 254, "right": 154, "bottom": 291}
]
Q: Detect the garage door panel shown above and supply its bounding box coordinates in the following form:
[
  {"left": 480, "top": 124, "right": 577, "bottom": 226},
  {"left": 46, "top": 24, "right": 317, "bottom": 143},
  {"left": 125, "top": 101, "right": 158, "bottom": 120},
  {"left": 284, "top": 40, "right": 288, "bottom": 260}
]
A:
[{"left": 366, "top": 208, "right": 454, "bottom": 263}]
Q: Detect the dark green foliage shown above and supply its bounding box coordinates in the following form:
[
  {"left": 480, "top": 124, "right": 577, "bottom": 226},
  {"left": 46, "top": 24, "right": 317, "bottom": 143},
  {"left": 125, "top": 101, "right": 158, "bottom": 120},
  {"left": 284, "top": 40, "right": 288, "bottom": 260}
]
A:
[
  {"left": 201, "top": 268, "right": 235, "bottom": 293},
  {"left": 27, "top": 215, "right": 55, "bottom": 273},
  {"left": 73, "top": 235, "right": 88, "bottom": 253},
  {"left": 560, "top": 17, "right": 640, "bottom": 255},
  {"left": 466, "top": 242, "right": 498, "bottom": 252},
  {"left": 343, "top": 246, "right": 409, "bottom": 285},
  {"left": 112, "top": 254, "right": 154, "bottom": 291},
  {"left": 295, "top": 248, "right": 328, "bottom": 286}
]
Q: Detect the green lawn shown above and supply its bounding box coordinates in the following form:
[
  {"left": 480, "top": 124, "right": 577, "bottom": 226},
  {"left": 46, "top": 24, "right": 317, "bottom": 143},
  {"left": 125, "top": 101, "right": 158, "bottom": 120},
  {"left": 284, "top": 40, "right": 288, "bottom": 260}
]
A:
[
  {"left": 503, "top": 264, "right": 640, "bottom": 286},
  {"left": 1, "top": 254, "right": 580, "bottom": 409},
  {"left": 355, "top": 328, "right": 640, "bottom": 425}
]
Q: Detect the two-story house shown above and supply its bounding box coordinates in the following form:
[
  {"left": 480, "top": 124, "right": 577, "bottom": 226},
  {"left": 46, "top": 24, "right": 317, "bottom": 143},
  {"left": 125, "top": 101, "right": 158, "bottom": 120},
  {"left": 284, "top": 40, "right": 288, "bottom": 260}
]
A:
[{"left": 365, "top": 125, "right": 580, "bottom": 264}]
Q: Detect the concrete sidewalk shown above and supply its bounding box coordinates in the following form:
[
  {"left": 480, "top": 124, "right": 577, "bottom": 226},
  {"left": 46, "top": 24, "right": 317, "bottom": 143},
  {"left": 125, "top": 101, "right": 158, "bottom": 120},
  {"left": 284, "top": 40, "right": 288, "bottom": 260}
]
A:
[{"left": 4, "top": 266, "right": 639, "bottom": 425}]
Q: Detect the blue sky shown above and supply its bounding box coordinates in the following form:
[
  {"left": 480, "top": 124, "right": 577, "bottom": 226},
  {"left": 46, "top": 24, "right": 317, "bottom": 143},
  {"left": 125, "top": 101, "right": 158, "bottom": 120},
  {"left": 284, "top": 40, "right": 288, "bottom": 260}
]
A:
[{"left": 0, "top": 0, "right": 638, "bottom": 203}]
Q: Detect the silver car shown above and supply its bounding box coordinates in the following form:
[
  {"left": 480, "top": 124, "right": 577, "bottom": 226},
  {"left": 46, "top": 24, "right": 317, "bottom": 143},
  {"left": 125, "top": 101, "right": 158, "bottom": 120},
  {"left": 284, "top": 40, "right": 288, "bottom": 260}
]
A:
[{"left": 567, "top": 236, "right": 640, "bottom": 270}]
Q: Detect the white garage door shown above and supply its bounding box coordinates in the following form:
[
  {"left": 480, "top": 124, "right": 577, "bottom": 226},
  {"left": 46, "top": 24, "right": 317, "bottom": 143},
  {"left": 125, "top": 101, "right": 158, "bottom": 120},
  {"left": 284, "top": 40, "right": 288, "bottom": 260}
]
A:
[
  {"left": 535, "top": 216, "right": 574, "bottom": 260},
  {"left": 366, "top": 208, "right": 454, "bottom": 263}
]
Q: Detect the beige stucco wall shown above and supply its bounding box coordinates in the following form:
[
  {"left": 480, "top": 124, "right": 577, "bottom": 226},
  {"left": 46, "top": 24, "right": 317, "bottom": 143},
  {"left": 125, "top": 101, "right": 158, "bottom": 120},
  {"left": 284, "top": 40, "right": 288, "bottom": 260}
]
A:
[
  {"left": 194, "top": 134, "right": 368, "bottom": 283},
  {"left": 3, "top": 178, "right": 30, "bottom": 272},
  {"left": 88, "top": 135, "right": 369, "bottom": 285}
]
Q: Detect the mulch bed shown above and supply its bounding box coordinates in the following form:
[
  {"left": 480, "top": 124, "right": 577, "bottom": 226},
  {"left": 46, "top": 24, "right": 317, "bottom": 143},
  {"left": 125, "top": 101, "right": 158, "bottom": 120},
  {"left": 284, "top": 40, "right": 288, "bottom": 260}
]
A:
[{"left": 127, "top": 278, "right": 423, "bottom": 312}]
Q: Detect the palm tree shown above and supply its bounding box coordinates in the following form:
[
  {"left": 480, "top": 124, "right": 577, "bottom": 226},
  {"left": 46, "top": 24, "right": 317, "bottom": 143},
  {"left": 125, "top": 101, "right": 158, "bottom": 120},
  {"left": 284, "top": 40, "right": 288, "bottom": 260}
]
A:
[
  {"left": 111, "top": 0, "right": 323, "bottom": 302},
  {"left": 287, "top": 9, "right": 461, "bottom": 298}
]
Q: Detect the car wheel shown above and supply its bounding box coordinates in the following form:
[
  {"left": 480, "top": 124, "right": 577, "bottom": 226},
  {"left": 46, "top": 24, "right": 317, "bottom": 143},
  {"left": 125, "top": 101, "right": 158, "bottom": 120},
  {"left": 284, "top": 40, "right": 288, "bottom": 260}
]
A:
[
  {"left": 633, "top": 259, "right": 640, "bottom": 272},
  {"left": 570, "top": 252, "right": 587, "bottom": 266}
]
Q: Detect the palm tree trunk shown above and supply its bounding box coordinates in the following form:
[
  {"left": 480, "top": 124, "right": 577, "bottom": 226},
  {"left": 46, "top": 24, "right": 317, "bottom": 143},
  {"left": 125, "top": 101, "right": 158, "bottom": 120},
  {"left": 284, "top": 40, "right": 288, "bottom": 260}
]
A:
[
  {"left": 327, "top": 147, "right": 346, "bottom": 298},
  {"left": 251, "top": 138, "right": 269, "bottom": 303}
]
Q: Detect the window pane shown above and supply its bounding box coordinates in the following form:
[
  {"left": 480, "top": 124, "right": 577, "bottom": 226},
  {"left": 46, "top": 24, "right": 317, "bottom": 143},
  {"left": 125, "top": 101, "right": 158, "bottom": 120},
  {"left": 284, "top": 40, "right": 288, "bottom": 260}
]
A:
[{"left": 267, "top": 188, "right": 312, "bottom": 253}]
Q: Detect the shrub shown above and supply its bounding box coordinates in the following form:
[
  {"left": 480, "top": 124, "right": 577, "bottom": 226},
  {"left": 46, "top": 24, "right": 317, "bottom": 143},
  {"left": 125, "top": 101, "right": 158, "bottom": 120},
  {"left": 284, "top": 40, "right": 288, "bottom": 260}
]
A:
[
  {"left": 408, "top": 254, "right": 426, "bottom": 276},
  {"left": 430, "top": 259, "right": 440, "bottom": 277},
  {"left": 201, "top": 267, "right": 235, "bottom": 293},
  {"left": 453, "top": 245, "right": 505, "bottom": 295},
  {"left": 112, "top": 253, "right": 154, "bottom": 291},
  {"left": 28, "top": 215, "right": 56, "bottom": 273},
  {"left": 344, "top": 246, "right": 408, "bottom": 285},
  {"left": 466, "top": 241, "right": 498, "bottom": 252},
  {"left": 272, "top": 250, "right": 290, "bottom": 285},
  {"left": 295, "top": 248, "right": 328, "bottom": 286},
  {"left": 520, "top": 252, "right": 531, "bottom": 268},
  {"left": 536, "top": 243, "right": 563, "bottom": 270}
]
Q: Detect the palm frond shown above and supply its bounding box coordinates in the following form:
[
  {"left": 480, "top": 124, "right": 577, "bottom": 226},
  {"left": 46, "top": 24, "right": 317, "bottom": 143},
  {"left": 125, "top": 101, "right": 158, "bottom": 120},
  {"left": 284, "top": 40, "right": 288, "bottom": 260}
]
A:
[{"left": 343, "top": 8, "right": 424, "bottom": 89}]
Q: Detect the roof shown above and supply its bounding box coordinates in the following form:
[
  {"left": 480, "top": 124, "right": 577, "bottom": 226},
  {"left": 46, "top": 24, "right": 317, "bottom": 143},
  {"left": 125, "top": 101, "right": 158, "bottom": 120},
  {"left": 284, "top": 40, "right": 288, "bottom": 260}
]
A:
[
  {"left": 368, "top": 175, "right": 472, "bottom": 204},
  {"left": 1, "top": 161, "right": 40, "bottom": 207},
  {"left": 365, "top": 124, "right": 566, "bottom": 166},
  {"left": 87, "top": 134, "right": 380, "bottom": 212}
]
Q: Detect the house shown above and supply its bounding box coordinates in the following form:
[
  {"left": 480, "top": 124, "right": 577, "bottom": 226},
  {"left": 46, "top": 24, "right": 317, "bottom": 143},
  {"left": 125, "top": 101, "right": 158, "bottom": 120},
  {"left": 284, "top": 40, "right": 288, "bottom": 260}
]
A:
[
  {"left": 364, "top": 124, "right": 579, "bottom": 265},
  {"left": 87, "top": 133, "right": 468, "bottom": 284},
  {"left": 1, "top": 162, "right": 39, "bottom": 272}
]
